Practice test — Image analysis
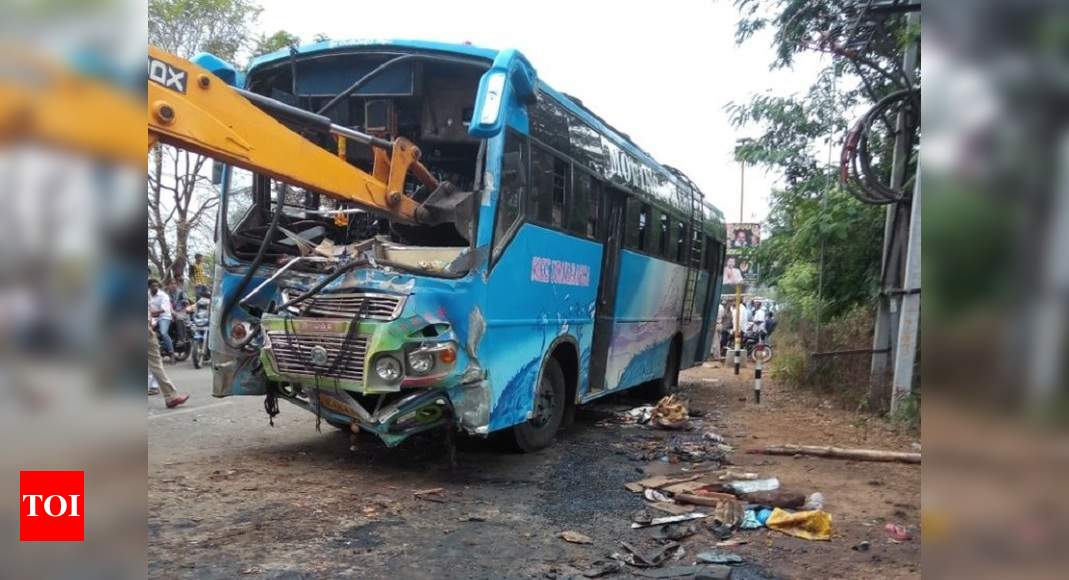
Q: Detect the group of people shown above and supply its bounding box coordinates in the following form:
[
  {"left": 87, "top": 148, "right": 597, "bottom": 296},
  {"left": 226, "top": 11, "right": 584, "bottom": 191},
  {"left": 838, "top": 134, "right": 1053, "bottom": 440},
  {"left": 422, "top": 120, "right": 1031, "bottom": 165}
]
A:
[
  {"left": 146, "top": 253, "right": 211, "bottom": 409},
  {"left": 711, "top": 298, "right": 776, "bottom": 359}
]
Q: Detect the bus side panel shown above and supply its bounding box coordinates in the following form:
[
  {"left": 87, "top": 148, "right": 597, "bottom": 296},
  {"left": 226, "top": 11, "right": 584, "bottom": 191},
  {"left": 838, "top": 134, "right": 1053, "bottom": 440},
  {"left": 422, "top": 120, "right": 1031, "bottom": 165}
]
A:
[
  {"left": 605, "top": 250, "right": 686, "bottom": 391},
  {"left": 480, "top": 224, "right": 602, "bottom": 432}
]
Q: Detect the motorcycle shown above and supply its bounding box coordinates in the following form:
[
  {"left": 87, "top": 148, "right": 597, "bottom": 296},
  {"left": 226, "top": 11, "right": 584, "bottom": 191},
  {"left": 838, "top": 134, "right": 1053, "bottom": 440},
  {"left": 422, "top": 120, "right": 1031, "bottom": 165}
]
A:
[{"left": 191, "top": 296, "right": 211, "bottom": 369}]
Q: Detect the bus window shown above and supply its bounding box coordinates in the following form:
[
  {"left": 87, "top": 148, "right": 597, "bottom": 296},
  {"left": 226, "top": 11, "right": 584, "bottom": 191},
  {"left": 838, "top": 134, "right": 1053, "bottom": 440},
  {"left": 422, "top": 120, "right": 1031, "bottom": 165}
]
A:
[
  {"left": 493, "top": 134, "right": 527, "bottom": 258},
  {"left": 587, "top": 179, "right": 600, "bottom": 237},
  {"left": 675, "top": 220, "right": 687, "bottom": 262},
  {"left": 657, "top": 211, "right": 669, "bottom": 257},
  {"left": 551, "top": 157, "right": 569, "bottom": 227},
  {"left": 571, "top": 170, "right": 597, "bottom": 238},
  {"left": 529, "top": 145, "right": 555, "bottom": 224},
  {"left": 624, "top": 197, "right": 649, "bottom": 250}
]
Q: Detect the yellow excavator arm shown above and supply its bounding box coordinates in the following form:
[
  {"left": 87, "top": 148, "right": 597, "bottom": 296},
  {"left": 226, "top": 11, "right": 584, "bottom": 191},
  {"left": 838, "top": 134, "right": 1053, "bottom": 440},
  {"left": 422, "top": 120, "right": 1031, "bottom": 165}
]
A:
[{"left": 147, "top": 45, "right": 442, "bottom": 225}]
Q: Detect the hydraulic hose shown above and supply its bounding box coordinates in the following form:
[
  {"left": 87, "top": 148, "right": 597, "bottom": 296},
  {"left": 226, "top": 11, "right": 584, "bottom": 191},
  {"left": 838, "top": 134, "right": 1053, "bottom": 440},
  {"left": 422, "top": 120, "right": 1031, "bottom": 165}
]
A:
[{"left": 219, "top": 178, "right": 286, "bottom": 350}]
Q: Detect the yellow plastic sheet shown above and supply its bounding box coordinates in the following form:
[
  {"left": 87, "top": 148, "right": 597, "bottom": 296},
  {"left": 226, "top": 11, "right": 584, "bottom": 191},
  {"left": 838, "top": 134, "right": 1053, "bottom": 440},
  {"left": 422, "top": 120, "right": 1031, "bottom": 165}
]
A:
[{"left": 766, "top": 508, "right": 833, "bottom": 541}]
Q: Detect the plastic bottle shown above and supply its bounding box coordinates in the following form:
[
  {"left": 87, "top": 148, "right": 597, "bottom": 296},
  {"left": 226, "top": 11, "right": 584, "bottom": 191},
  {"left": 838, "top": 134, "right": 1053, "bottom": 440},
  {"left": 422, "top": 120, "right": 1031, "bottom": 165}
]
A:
[{"left": 803, "top": 492, "right": 825, "bottom": 511}]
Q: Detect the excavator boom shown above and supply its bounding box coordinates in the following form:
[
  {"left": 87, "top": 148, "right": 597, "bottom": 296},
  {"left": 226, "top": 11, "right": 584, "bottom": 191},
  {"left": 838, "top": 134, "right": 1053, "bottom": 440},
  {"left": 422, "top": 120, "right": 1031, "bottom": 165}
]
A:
[{"left": 147, "top": 45, "right": 439, "bottom": 225}]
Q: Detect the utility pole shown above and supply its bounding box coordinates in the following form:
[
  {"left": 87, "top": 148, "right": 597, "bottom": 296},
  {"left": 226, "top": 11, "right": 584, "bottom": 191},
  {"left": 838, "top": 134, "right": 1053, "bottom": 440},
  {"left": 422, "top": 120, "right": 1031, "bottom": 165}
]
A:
[
  {"left": 870, "top": 8, "right": 920, "bottom": 412},
  {"left": 734, "top": 160, "right": 745, "bottom": 369}
]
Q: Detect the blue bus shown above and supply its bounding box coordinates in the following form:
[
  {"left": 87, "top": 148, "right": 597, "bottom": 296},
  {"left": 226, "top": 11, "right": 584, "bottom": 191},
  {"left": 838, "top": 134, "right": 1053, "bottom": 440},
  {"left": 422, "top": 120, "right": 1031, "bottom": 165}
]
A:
[{"left": 209, "top": 39, "right": 726, "bottom": 451}]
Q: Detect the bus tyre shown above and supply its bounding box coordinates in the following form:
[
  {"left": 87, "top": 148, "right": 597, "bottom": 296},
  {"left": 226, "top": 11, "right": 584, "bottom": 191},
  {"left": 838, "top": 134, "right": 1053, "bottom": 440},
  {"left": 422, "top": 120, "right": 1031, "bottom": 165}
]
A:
[
  {"left": 646, "top": 341, "right": 681, "bottom": 399},
  {"left": 513, "top": 358, "right": 566, "bottom": 453}
]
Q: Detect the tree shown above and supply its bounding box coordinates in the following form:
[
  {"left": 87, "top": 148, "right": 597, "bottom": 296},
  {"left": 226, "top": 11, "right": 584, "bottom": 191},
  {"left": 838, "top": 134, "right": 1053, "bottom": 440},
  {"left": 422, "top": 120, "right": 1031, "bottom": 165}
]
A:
[
  {"left": 251, "top": 30, "right": 300, "bottom": 57},
  {"left": 147, "top": 0, "right": 263, "bottom": 282},
  {"left": 728, "top": 0, "right": 917, "bottom": 319}
]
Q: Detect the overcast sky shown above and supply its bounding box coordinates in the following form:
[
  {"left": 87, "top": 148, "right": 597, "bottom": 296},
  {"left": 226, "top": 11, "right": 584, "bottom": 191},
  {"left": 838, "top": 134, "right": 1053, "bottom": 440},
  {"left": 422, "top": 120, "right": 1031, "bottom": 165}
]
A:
[{"left": 255, "top": 0, "right": 827, "bottom": 225}]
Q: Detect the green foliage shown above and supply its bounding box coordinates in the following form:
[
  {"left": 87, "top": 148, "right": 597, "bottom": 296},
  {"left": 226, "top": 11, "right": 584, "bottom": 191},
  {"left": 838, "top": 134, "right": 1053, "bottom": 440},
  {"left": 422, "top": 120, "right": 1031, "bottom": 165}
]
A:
[
  {"left": 728, "top": 0, "right": 911, "bottom": 321},
  {"left": 251, "top": 30, "right": 301, "bottom": 57},
  {"left": 149, "top": 0, "right": 263, "bottom": 61}
]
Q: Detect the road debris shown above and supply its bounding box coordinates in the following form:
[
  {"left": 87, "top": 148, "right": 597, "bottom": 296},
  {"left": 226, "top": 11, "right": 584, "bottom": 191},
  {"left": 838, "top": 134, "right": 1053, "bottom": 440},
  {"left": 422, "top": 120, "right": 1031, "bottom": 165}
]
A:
[
  {"left": 712, "top": 498, "right": 745, "bottom": 529},
  {"left": 560, "top": 530, "right": 594, "bottom": 544},
  {"left": 413, "top": 487, "right": 447, "bottom": 502},
  {"left": 616, "top": 540, "right": 682, "bottom": 567},
  {"left": 657, "top": 520, "right": 701, "bottom": 540},
  {"left": 739, "top": 490, "right": 805, "bottom": 509},
  {"left": 853, "top": 540, "right": 871, "bottom": 552},
  {"left": 631, "top": 512, "right": 706, "bottom": 529},
  {"left": 648, "top": 502, "right": 695, "bottom": 515},
  {"left": 581, "top": 559, "right": 623, "bottom": 577},
  {"left": 803, "top": 492, "right": 825, "bottom": 510},
  {"left": 651, "top": 395, "right": 690, "bottom": 430},
  {"left": 747, "top": 444, "right": 921, "bottom": 464},
  {"left": 693, "top": 565, "right": 734, "bottom": 580},
  {"left": 766, "top": 508, "right": 833, "bottom": 540},
  {"left": 633, "top": 566, "right": 706, "bottom": 578},
  {"left": 644, "top": 488, "right": 673, "bottom": 503},
  {"left": 726, "top": 477, "right": 779, "bottom": 494},
  {"left": 696, "top": 551, "right": 744, "bottom": 565},
  {"left": 884, "top": 522, "right": 912, "bottom": 542}
]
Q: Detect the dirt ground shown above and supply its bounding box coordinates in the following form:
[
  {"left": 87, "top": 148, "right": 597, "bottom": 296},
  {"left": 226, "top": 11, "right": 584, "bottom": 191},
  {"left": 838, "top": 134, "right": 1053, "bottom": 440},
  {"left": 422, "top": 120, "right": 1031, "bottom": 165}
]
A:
[{"left": 148, "top": 362, "right": 920, "bottom": 579}]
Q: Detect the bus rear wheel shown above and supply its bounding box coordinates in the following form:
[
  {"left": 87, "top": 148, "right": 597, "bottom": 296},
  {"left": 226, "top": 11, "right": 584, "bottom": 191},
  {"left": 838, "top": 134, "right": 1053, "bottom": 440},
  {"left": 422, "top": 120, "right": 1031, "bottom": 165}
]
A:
[
  {"left": 644, "top": 340, "right": 681, "bottom": 400},
  {"left": 512, "top": 358, "right": 566, "bottom": 453}
]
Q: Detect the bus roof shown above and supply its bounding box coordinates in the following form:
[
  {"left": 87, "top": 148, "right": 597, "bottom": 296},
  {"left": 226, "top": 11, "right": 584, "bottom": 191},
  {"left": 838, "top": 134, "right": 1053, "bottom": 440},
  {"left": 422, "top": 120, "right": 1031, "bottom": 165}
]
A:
[{"left": 249, "top": 39, "right": 725, "bottom": 237}]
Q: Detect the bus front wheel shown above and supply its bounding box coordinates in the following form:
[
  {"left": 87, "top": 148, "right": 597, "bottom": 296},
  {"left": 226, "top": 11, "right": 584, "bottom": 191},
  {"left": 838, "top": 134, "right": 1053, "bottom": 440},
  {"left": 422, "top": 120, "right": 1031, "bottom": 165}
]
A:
[{"left": 512, "top": 358, "right": 566, "bottom": 453}]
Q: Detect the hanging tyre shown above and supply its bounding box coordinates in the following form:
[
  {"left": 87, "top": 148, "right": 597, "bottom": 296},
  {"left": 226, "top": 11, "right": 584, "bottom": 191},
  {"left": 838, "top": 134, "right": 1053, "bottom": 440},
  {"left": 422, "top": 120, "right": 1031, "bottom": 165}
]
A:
[{"left": 512, "top": 358, "right": 566, "bottom": 453}]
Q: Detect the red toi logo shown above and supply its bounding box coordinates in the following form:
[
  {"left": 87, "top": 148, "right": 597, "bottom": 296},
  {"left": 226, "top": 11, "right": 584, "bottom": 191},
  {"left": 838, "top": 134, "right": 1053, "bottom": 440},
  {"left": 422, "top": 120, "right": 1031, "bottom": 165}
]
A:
[{"left": 19, "top": 471, "right": 84, "bottom": 542}]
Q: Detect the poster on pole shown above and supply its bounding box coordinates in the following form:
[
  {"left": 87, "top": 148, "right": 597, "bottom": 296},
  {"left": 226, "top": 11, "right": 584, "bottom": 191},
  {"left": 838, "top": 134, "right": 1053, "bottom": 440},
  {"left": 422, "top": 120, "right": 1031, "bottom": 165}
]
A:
[{"left": 724, "top": 223, "right": 761, "bottom": 286}]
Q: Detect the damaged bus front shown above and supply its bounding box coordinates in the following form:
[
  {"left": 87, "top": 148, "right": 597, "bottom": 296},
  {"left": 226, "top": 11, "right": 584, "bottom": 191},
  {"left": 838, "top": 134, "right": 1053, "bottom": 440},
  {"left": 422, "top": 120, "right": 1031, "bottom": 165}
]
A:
[{"left": 209, "top": 41, "right": 536, "bottom": 446}]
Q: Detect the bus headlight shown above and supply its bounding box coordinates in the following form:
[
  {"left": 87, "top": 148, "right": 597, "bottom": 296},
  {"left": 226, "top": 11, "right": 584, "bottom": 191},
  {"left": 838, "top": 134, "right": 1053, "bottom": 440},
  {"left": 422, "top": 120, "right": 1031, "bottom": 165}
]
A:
[
  {"left": 374, "top": 355, "right": 403, "bottom": 382},
  {"left": 407, "top": 351, "right": 435, "bottom": 375}
]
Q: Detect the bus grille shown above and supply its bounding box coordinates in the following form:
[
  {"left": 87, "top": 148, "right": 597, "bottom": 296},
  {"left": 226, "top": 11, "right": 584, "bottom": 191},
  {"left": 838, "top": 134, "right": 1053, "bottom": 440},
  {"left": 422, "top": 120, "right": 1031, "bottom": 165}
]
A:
[
  {"left": 266, "top": 332, "right": 368, "bottom": 382},
  {"left": 285, "top": 291, "right": 405, "bottom": 320}
]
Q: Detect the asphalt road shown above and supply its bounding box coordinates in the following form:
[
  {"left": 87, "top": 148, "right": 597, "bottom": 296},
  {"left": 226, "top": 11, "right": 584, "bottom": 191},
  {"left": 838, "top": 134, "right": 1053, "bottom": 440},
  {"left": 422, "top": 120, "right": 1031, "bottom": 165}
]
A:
[{"left": 148, "top": 362, "right": 914, "bottom": 580}]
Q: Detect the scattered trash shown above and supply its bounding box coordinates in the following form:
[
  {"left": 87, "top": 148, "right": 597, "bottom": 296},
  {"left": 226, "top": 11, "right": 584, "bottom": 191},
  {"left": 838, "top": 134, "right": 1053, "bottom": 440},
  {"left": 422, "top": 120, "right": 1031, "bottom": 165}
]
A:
[
  {"left": 644, "top": 488, "right": 673, "bottom": 503},
  {"left": 413, "top": 487, "right": 446, "bottom": 502},
  {"left": 696, "top": 551, "right": 744, "bottom": 565},
  {"left": 747, "top": 444, "right": 920, "bottom": 464},
  {"left": 240, "top": 567, "right": 262, "bottom": 575},
  {"left": 626, "top": 474, "right": 700, "bottom": 492},
  {"left": 803, "top": 492, "right": 825, "bottom": 511},
  {"left": 633, "top": 509, "right": 654, "bottom": 526},
  {"left": 648, "top": 502, "right": 695, "bottom": 515},
  {"left": 716, "top": 470, "right": 758, "bottom": 481},
  {"left": 884, "top": 522, "right": 912, "bottom": 542},
  {"left": 618, "top": 405, "right": 655, "bottom": 425},
  {"left": 739, "top": 509, "right": 763, "bottom": 530},
  {"left": 766, "top": 508, "right": 833, "bottom": 541},
  {"left": 726, "top": 477, "right": 780, "bottom": 494},
  {"left": 708, "top": 520, "right": 734, "bottom": 540},
  {"left": 702, "top": 430, "right": 725, "bottom": 443},
  {"left": 560, "top": 530, "right": 594, "bottom": 544},
  {"left": 616, "top": 540, "right": 682, "bottom": 567},
  {"left": 739, "top": 490, "right": 805, "bottom": 509},
  {"left": 852, "top": 540, "right": 871, "bottom": 552},
  {"left": 693, "top": 565, "right": 733, "bottom": 580},
  {"left": 711, "top": 498, "right": 744, "bottom": 529},
  {"left": 651, "top": 395, "right": 690, "bottom": 430},
  {"left": 657, "top": 521, "right": 700, "bottom": 540},
  {"left": 582, "top": 560, "right": 623, "bottom": 578},
  {"left": 676, "top": 490, "right": 738, "bottom": 507},
  {"left": 633, "top": 565, "right": 705, "bottom": 578},
  {"left": 631, "top": 512, "right": 706, "bottom": 529},
  {"left": 716, "top": 538, "right": 749, "bottom": 547},
  {"left": 755, "top": 508, "right": 773, "bottom": 526}
]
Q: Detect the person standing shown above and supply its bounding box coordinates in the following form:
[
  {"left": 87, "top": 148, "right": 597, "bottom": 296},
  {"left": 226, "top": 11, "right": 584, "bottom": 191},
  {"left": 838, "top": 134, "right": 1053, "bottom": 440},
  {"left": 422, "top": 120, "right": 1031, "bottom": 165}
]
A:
[
  {"left": 147, "top": 313, "right": 189, "bottom": 408},
  {"left": 752, "top": 300, "right": 768, "bottom": 339},
  {"left": 189, "top": 253, "right": 210, "bottom": 295},
  {"left": 148, "top": 279, "right": 174, "bottom": 359}
]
